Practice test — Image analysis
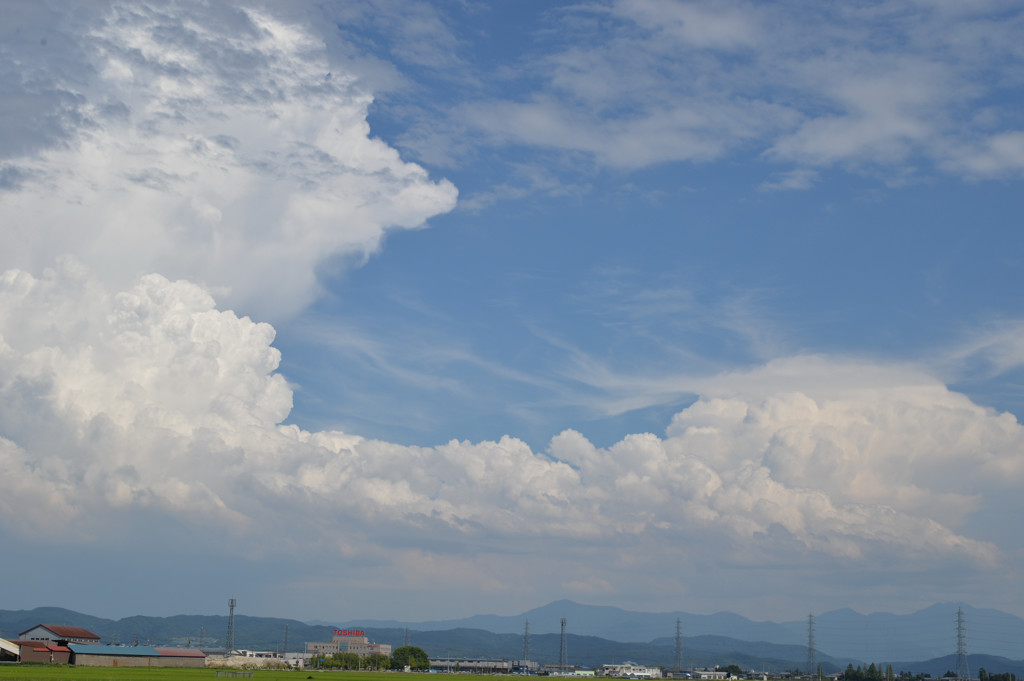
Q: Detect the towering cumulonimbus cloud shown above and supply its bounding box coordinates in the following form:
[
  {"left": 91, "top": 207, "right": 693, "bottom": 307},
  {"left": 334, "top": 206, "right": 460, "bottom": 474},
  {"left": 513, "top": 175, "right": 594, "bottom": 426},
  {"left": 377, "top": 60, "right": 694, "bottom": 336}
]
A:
[
  {"left": 0, "top": 1, "right": 457, "bottom": 320},
  {"left": 2, "top": 0, "right": 1023, "bottom": 617},
  {"left": 0, "top": 263, "right": 1018, "bottom": 573}
]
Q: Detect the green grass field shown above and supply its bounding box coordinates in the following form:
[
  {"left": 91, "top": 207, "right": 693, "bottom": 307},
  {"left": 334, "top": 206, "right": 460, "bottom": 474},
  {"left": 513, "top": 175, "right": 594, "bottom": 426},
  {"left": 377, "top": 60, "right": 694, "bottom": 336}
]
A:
[{"left": 0, "top": 669, "right": 506, "bottom": 681}]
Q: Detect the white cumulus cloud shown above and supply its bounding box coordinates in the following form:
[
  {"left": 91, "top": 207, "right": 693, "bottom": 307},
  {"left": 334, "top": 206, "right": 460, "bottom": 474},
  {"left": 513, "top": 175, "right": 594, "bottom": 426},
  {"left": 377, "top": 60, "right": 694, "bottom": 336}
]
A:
[
  {"left": 0, "top": 1, "right": 457, "bottom": 320},
  {"left": 0, "top": 266, "right": 1017, "bottom": 582}
]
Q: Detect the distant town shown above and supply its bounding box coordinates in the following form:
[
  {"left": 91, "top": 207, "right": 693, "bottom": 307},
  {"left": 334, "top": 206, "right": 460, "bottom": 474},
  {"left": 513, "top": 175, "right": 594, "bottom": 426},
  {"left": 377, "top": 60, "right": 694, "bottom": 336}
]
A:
[
  {"left": 2, "top": 601, "right": 1021, "bottom": 681},
  {"left": 0, "top": 622, "right": 913, "bottom": 679}
]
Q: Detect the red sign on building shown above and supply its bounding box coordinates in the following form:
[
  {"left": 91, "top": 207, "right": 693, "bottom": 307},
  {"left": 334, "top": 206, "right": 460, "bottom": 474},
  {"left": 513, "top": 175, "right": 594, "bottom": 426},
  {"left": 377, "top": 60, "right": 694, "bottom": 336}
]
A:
[{"left": 333, "top": 629, "right": 365, "bottom": 637}]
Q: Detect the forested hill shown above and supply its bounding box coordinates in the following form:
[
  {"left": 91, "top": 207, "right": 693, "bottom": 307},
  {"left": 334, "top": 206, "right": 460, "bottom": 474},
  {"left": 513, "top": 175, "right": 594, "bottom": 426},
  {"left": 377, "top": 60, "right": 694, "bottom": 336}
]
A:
[
  {"left": 0, "top": 606, "right": 841, "bottom": 670},
  {"left": 4, "top": 605, "right": 1024, "bottom": 675}
]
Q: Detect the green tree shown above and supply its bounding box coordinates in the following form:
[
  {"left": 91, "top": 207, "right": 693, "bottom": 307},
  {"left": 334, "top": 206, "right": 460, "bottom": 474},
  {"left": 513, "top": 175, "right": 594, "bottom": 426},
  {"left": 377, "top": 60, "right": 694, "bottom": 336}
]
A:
[
  {"left": 360, "top": 653, "right": 390, "bottom": 670},
  {"left": 392, "top": 645, "right": 431, "bottom": 671}
]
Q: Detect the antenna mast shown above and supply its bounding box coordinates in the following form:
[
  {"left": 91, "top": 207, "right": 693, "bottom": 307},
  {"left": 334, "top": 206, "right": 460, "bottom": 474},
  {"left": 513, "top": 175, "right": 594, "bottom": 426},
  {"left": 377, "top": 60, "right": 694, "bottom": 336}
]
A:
[{"left": 226, "top": 598, "right": 237, "bottom": 653}]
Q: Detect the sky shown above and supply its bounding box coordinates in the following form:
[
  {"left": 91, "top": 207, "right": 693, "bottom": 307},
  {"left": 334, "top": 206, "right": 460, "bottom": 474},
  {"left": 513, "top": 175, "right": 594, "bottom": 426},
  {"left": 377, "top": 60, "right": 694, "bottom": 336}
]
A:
[{"left": 2, "top": 0, "right": 1024, "bottom": 629}]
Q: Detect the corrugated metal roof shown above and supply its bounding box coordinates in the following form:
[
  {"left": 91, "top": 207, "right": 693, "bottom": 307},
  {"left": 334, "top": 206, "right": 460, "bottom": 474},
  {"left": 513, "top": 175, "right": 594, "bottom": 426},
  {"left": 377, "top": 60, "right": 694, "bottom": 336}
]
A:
[
  {"left": 69, "top": 644, "right": 160, "bottom": 656},
  {"left": 154, "top": 647, "right": 206, "bottom": 658},
  {"left": 19, "top": 624, "right": 100, "bottom": 640},
  {"left": 0, "top": 637, "right": 19, "bottom": 656}
]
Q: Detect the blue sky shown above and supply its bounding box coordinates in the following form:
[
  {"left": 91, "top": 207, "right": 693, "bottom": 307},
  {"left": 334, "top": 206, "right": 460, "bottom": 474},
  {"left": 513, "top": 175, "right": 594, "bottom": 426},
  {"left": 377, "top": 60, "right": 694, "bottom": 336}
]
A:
[{"left": 2, "top": 0, "right": 1024, "bottom": 628}]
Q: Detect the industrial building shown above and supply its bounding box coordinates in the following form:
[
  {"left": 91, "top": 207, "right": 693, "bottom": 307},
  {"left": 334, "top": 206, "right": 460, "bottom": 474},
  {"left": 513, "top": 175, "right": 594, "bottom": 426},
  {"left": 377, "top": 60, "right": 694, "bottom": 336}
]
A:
[
  {"left": 18, "top": 624, "right": 101, "bottom": 646},
  {"left": 11, "top": 624, "right": 101, "bottom": 663},
  {"left": 305, "top": 629, "right": 392, "bottom": 658},
  {"left": 70, "top": 644, "right": 206, "bottom": 667},
  {"left": 601, "top": 662, "right": 664, "bottom": 678},
  {"left": 429, "top": 657, "right": 538, "bottom": 673},
  {"left": 3, "top": 623, "right": 205, "bottom": 667}
]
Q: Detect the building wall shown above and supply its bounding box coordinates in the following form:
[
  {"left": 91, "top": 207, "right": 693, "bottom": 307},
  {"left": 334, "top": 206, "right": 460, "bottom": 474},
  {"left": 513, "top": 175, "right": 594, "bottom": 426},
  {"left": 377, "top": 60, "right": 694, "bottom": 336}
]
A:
[
  {"left": 74, "top": 654, "right": 156, "bottom": 667},
  {"left": 344, "top": 639, "right": 392, "bottom": 657},
  {"left": 155, "top": 656, "right": 207, "bottom": 668},
  {"left": 601, "top": 663, "right": 663, "bottom": 678},
  {"left": 19, "top": 647, "right": 71, "bottom": 664},
  {"left": 306, "top": 635, "right": 390, "bottom": 658},
  {"left": 18, "top": 626, "right": 98, "bottom": 645},
  {"left": 430, "top": 658, "right": 515, "bottom": 673},
  {"left": 306, "top": 641, "right": 341, "bottom": 655}
]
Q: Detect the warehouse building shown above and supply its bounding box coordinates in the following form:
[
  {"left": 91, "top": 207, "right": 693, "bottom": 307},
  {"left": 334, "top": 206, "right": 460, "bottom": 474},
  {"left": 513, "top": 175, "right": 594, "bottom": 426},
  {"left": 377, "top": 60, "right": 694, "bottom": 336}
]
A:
[
  {"left": 18, "top": 624, "right": 101, "bottom": 646},
  {"left": 12, "top": 624, "right": 102, "bottom": 664},
  {"left": 601, "top": 663, "right": 663, "bottom": 678},
  {"left": 70, "top": 644, "right": 206, "bottom": 667},
  {"left": 430, "top": 658, "right": 538, "bottom": 673}
]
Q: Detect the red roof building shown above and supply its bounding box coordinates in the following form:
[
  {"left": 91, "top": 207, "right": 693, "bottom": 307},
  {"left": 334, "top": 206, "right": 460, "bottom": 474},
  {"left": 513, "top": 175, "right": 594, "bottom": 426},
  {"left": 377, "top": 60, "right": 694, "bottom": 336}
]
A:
[{"left": 18, "top": 624, "right": 101, "bottom": 645}]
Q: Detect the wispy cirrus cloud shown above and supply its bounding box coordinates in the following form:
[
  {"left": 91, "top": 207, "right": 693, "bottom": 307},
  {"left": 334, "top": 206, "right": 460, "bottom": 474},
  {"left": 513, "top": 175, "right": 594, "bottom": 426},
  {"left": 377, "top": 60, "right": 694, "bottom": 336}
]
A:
[{"left": 422, "top": 0, "right": 1024, "bottom": 183}]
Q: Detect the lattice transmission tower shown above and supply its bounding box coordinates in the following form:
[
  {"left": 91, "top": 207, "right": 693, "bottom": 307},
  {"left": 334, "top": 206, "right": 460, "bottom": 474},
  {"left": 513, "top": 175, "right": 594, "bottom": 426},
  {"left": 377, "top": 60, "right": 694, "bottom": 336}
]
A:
[
  {"left": 806, "top": 613, "right": 816, "bottom": 680},
  {"left": 955, "top": 607, "right": 970, "bottom": 681},
  {"left": 674, "top": 618, "right": 683, "bottom": 673},
  {"left": 559, "top": 618, "right": 568, "bottom": 673}
]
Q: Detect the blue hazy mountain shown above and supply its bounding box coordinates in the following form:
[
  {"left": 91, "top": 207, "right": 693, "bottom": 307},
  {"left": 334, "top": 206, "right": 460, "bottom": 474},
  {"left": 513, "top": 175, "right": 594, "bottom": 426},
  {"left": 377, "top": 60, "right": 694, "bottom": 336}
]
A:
[
  {"left": 5, "top": 601, "right": 1024, "bottom": 667},
  {"left": 338, "top": 600, "right": 1024, "bottom": 662}
]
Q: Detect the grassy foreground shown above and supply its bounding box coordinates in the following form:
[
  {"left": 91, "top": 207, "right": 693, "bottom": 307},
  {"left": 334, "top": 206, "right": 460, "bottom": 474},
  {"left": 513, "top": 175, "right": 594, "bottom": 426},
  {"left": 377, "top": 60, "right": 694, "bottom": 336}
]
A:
[{"left": 0, "top": 669, "right": 507, "bottom": 681}]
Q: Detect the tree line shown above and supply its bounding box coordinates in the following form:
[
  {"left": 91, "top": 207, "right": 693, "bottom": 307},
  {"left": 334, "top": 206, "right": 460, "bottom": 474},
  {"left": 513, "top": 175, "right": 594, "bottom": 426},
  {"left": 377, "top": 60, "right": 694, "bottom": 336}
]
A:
[
  {"left": 843, "top": 663, "right": 931, "bottom": 681},
  {"left": 976, "top": 669, "right": 1016, "bottom": 681}
]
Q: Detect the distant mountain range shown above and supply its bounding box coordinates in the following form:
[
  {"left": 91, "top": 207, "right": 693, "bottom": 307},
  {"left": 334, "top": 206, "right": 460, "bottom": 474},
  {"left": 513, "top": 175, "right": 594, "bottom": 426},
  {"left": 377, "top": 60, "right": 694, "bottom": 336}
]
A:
[
  {"left": 4, "top": 601, "right": 1024, "bottom": 674},
  {"left": 331, "top": 600, "right": 1024, "bottom": 663}
]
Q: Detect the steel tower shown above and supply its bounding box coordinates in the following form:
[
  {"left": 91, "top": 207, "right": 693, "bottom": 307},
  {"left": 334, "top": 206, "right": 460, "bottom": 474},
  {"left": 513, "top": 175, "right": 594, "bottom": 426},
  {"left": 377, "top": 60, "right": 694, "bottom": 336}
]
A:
[
  {"left": 559, "top": 618, "right": 568, "bottom": 673},
  {"left": 674, "top": 618, "right": 683, "bottom": 672},
  {"left": 226, "top": 598, "right": 237, "bottom": 653},
  {"left": 955, "top": 607, "right": 970, "bottom": 681},
  {"left": 806, "top": 613, "right": 816, "bottom": 680}
]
